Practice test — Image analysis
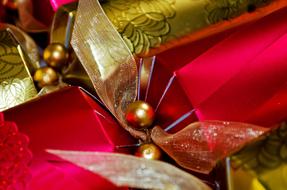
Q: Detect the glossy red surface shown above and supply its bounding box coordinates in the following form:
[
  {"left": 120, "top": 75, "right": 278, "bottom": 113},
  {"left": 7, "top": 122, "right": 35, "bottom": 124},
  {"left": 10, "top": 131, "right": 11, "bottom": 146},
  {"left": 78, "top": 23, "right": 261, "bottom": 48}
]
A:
[{"left": 4, "top": 87, "right": 133, "bottom": 190}]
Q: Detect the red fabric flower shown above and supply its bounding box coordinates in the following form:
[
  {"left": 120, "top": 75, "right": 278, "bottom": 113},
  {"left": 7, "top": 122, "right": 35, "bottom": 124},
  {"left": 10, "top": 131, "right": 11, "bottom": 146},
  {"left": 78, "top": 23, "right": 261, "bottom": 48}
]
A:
[{"left": 0, "top": 113, "right": 31, "bottom": 190}]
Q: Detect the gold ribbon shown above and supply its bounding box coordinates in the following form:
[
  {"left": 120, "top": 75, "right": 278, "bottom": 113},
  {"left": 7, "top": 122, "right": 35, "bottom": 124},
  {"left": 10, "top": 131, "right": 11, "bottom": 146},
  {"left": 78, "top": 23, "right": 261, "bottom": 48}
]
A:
[
  {"left": 71, "top": 0, "right": 148, "bottom": 140},
  {"left": 48, "top": 149, "right": 211, "bottom": 190},
  {"left": 71, "top": 0, "right": 271, "bottom": 177}
]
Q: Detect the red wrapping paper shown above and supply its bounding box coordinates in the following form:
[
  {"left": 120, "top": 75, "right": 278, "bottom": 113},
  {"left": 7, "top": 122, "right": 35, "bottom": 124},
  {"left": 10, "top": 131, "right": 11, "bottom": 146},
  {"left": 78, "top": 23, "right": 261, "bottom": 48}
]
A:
[{"left": 4, "top": 87, "right": 133, "bottom": 189}]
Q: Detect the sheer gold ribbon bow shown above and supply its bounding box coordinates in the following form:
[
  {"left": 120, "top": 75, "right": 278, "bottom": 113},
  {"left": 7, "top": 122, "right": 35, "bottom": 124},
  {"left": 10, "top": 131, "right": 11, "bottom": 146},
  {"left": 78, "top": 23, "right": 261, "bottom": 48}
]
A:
[{"left": 69, "top": 0, "right": 270, "bottom": 188}]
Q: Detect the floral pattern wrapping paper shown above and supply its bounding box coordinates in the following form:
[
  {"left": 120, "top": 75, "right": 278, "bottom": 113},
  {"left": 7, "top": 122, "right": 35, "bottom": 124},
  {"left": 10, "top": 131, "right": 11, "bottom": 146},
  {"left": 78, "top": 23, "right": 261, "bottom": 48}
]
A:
[{"left": 0, "top": 28, "right": 37, "bottom": 111}]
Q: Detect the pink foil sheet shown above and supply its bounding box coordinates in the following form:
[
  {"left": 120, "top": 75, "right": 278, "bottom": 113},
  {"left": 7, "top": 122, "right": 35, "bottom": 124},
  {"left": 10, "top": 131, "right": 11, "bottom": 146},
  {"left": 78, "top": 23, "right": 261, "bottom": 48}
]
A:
[
  {"left": 50, "top": 0, "right": 77, "bottom": 10},
  {"left": 4, "top": 87, "right": 133, "bottom": 190},
  {"left": 176, "top": 8, "right": 287, "bottom": 127}
]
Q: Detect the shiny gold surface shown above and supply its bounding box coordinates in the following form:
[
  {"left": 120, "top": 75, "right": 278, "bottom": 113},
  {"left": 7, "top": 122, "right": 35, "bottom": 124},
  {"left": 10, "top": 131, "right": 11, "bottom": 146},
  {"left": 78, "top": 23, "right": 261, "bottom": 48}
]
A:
[
  {"left": 0, "top": 77, "right": 37, "bottom": 110},
  {"left": 101, "top": 0, "right": 287, "bottom": 56},
  {"left": 125, "top": 101, "right": 155, "bottom": 129},
  {"left": 0, "top": 24, "right": 40, "bottom": 71},
  {"left": 0, "top": 28, "right": 37, "bottom": 111},
  {"left": 34, "top": 67, "right": 59, "bottom": 87},
  {"left": 43, "top": 43, "right": 69, "bottom": 68},
  {"left": 135, "top": 143, "right": 162, "bottom": 160},
  {"left": 50, "top": 2, "right": 78, "bottom": 47}
]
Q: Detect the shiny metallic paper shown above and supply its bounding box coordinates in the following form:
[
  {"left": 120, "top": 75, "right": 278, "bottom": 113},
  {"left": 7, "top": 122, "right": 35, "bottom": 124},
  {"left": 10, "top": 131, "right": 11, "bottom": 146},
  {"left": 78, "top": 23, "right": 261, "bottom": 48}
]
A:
[
  {"left": 0, "top": 28, "right": 37, "bottom": 111},
  {"left": 101, "top": 0, "right": 287, "bottom": 56},
  {"left": 51, "top": 0, "right": 287, "bottom": 98}
]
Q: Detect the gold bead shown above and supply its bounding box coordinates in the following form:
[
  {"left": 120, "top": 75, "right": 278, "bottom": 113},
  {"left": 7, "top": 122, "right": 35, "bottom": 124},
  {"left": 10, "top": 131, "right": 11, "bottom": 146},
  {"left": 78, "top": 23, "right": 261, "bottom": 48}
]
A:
[
  {"left": 43, "top": 43, "right": 69, "bottom": 68},
  {"left": 33, "top": 67, "right": 58, "bottom": 88},
  {"left": 125, "top": 101, "right": 155, "bottom": 129},
  {"left": 135, "top": 143, "right": 161, "bottom": 160}
]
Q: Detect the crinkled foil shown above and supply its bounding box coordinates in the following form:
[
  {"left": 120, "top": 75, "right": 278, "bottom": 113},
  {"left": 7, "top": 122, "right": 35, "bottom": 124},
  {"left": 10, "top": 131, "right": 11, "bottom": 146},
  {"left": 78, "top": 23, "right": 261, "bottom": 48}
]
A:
[
  {"left": 151, "top": 121, "right": 270, "bottom": 174},
  {"left": 48, "top": 150, "right": 211, "bottom": 190},
  {"left": 71, "top": 0, "right": 148, "bottom": 140}
]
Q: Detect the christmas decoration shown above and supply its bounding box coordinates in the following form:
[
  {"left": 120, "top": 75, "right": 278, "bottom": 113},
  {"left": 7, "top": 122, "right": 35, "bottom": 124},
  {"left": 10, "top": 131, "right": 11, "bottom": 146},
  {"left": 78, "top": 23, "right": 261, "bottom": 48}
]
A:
[{"left": 0, "top": 0, "right": 287, "bottom": 189}]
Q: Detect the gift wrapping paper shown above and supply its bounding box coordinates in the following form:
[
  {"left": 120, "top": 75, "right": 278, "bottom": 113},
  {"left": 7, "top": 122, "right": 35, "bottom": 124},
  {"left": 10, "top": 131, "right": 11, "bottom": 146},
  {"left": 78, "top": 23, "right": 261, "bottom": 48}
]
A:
[
  {"left": 0, "top": 27, "right": 37, "bottom": 111},
  {"left": 49, "top": 0, "right": 287, "bottom": 99},
  {"left": 100, "top": 0, "right": 287, "bottom": 56},
  {"left": 1, "top": 0, "right": 286, "bottom": 189},
  {"left": 4, "top": 86, "right": 134, "bottom": 189},
  {"left": 50, "top": 0, "right": 287, "bottom": 56}
]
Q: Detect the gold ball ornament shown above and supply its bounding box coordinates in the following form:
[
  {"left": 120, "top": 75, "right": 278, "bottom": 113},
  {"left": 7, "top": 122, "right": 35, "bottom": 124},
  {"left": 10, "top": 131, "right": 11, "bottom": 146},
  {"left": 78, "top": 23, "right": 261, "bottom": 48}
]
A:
[
  {"left": 135, "top": 143, "right": 162, "bottom": 160},
  {"left": 43, "top": 43, "right": 69, "bottom": 68},
  {"left": 125, "top": 101, "right": 155, "bottom": 129},
  {"left": 33, "top": 67, "right": 58, "bottom": 88}
]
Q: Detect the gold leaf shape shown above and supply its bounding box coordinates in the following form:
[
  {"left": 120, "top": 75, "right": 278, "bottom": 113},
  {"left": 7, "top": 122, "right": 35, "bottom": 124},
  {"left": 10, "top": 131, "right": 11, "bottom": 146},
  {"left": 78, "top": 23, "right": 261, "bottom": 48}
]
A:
[
  {"left": 0, "top": 77, "right": 37, "bottom": 111},
  {"left": 0, "top": 30, "right": 26, "bottom": 80}
]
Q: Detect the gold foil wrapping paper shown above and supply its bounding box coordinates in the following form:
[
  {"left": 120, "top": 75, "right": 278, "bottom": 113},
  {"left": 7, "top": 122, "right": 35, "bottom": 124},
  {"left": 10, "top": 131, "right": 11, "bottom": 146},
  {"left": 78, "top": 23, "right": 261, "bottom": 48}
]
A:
[
  {"left": 101, "top": 0, "right": 287, "bottom": 56},
  {"left": 3, "top": 24, "right": 40, "bottom": 70},
  {"left": 0, "top": 27, "right": 37, "bottom": 111}
]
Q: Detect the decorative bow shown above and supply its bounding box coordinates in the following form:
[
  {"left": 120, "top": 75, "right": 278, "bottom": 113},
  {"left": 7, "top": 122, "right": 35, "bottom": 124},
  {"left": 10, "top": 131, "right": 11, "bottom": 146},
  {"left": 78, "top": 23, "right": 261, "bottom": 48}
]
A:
[{"left": 49, "top": 0, "right": 287, "bottom": 189}]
